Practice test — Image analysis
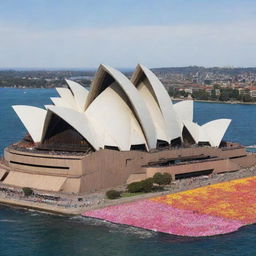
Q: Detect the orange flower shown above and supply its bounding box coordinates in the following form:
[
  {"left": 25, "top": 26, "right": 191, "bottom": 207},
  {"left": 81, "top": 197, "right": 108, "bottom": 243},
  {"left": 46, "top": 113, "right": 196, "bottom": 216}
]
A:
[{"left": 151, "top": 176, "right": 256, "bottom": 224}]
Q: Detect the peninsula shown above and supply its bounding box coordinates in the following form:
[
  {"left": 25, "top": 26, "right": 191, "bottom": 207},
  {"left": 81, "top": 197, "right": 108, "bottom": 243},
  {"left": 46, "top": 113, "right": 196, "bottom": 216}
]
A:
[{"left": 0, "top": 64, "right": 255, "bottom": 216}]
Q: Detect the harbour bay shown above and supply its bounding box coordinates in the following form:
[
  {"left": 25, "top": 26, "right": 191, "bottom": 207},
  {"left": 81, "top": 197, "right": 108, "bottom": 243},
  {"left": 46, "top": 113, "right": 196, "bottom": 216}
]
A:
[{"left": 0, "top": 88, "right": 256, "bottom": 256}]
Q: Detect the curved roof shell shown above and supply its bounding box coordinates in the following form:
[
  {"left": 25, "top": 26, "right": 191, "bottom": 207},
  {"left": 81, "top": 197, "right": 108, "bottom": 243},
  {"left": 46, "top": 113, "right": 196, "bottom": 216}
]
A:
[
  {"left": 11, "top": 64, "right": 232, "bottom": 152},
  {"left": 202, "top": 119, "right": 231, "bottom": 147},
  {"left": 12, "top": 106, "right": 47, "bottom": 142},
  {"left": 183, "top": 119, "right": 231, "bottom": 147},
  {"left": 65, "top": 79, "right": 89, "bottom": 112},
  {"left": 55, "top": 88, "right": 79, "bottom": 111},
  {"left": 42, "top": 106, "right": 102, "bottom": 150},
  {"left": 174, "top": 100, "right": 194, "bottom": 131},
  {"left": 50, "top": 97, "right": 74, "bottom": 109},
  {"left": 85, "top": 64, "right": 157, "bottom": 149},
  {"left": 85, "top": 83, "right": 147, "bottom": 150},
  {"left": 131, "top": 65, "right": 181, "bottom": 142}
]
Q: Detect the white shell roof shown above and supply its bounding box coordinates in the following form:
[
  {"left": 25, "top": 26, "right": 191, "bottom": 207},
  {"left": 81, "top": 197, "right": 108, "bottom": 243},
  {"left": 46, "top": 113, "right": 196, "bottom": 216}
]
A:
[
  {"left": 183, "top": 119, "right": 231, "bottom": 147},
  {"left": 65, "top": 79, "right": 89, "bottom": 112},
  {"left": 136, "top": 80, "right": 169, "bottom": 142},
  {"left": 174, "top": 100, "right": 194, "bottom": 131},
  {"left": 85, "top": 64, "right": 157, "bottom": 149},
  {"left": 183, "top": 121, "right": 200, "bottom": 143},
  {"left": 50, "top": 97, "right": 73, "bottom": 109},
  {"left": 202, "top": 119, "right": 231, "bottom": 147},
  {"left": 12, "top": 64, "right": 232, "bottom": 151},
  {"left": 85, "top": 83, "right": 147, "bottom": 150},
  {"left": 43, "top": 106, "right": 102, "bottom": 150},
  {"left": 55, "top": 88, "right": 79, "bottom": 111},
  {"left": 12, "top": 106, "right": 47, "bottom": 142},
  {"left": 131, "top": 65, "right": 181, "bottom": 142}
]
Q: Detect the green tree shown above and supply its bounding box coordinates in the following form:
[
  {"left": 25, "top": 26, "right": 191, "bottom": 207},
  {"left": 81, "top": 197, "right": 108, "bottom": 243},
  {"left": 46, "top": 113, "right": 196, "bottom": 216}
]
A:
[
  {"left": 106, "top": 190, "right": 121, "bottom": 199},
  {"left": 22, "top": 187, "right": 33, "bottom": 196},
  {"left": 153, "top": 172, "right": 172, "bottom": 185}
]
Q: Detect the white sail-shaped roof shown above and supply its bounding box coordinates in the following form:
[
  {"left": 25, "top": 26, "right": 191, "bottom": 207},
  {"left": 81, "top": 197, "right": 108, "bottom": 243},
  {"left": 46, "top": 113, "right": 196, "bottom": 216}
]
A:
[
  {"left": 85, "top": 64, "right": 157, "bottom": 149},
  {"left": 42, "top": 106, "right": 102, "bottom": 150},
  {"left": 202, "top": 119, "right": 231, "bottom": 147},
  {"left": 174, "top": 100, "right": 194, "bottom": 131},
  {"left": 86, "top": 83, "right": 146, "bottom": 150},
  {"left": 135, "top": 80, "right": 169, "bottom": 142},
  {"left": 183, "top": 119, "right": 231, "bottom": 147},
  {"left": 131, "top": 64, "right": 181, "bottom": 142},
  {"left": 50, "top": 97, "right": 74, "bottom": 109},
  {"left": 65, "top": 79, "right": 88, "bottom": 112},
  {"left": 55, "top": 88, "right": 79, "bottom": 111},
  {"left": 183, "top": 121, "right": 201, "bottom": 144},
  {"left": 183, "top": 121, "right": 197, "bottom": 142},
  {"left": 183, "top": 121, "right": 213, "bottom": 145},
  {"left": 12, "top": 106, "right": 47, "bottom": 142},
  {"left": 12, "top": 64, "right": 232, "bottom": 151}
]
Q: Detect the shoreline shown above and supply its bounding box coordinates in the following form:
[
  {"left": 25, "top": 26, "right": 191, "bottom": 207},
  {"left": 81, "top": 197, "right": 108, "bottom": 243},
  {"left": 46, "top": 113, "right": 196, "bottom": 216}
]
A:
[
  {"left": 173, "top": 98, "right": 256, "bottom": 105},
  {"left": 1, "top": 165, "right": 256, "bottom": 216},
  {"left": 1, "top": 87, "right": 255, "bottom": 105}
]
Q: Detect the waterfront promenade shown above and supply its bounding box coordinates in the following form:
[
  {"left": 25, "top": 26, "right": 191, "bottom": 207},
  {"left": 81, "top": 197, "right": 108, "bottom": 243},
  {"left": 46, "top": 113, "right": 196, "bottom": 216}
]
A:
[
  {"left": 1, "top": 165, "right": 256, "bottom": 217},
  {"left": 0, "top": 164, "right": 256, "bottom": 237}
]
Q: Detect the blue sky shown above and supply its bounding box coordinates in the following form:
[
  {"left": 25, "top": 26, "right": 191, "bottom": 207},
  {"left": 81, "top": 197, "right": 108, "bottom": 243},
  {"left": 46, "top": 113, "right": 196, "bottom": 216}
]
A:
[{"left": 0, "top": 0, "right": 256, "bottom": 68}]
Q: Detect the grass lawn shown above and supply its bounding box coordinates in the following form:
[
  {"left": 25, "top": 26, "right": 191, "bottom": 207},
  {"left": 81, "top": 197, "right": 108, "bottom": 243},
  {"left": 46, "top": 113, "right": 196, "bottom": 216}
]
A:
[{"left": 120, "top": 192, "right": 145, "bottom": 198}]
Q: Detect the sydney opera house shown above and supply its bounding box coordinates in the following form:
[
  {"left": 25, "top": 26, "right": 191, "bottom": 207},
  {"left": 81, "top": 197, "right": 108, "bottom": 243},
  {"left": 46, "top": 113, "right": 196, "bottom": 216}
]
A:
[{"left": 1, "top": 64, "right": 255, "bottom": 194}]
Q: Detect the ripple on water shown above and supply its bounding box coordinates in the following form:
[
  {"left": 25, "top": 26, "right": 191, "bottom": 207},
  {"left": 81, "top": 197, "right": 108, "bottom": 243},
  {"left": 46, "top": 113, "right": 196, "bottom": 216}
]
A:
[{"left": 1, "top": 89, "right": 256, "bottom": 255}]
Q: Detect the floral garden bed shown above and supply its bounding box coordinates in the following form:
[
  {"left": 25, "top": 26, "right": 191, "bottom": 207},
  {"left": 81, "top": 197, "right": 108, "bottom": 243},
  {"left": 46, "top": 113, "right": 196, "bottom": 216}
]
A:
[{"left": 82, "top": 176, "right": 256, "bottom": 237}]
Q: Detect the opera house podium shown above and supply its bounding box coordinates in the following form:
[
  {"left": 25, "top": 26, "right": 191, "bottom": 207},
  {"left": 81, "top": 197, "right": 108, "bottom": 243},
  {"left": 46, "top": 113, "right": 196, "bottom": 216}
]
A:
[{"left": 2, "top": 64, "right": 255, "bottom": 195}]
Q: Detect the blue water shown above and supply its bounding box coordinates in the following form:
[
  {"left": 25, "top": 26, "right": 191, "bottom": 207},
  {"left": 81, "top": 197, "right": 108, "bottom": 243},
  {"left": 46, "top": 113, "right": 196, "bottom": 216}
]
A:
[
  {"left": 194, "top": 102, "right": 256, "bottom": 147},
  {"left": 0, "top": 88, "right": 256, "bottom": 256},
  {"left": 0, "top": 88, "right": 57, "bottom": 154}
]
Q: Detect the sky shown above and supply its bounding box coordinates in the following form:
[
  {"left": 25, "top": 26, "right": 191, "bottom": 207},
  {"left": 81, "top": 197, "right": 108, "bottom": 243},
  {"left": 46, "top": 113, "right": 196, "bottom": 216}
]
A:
[{"left": 0, "top": 0, "right": 256, "bottom": 69}]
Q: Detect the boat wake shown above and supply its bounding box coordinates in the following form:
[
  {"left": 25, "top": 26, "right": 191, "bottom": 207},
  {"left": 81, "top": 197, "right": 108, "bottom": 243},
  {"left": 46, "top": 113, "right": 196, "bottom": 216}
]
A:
[
  {"left": 0, "top": 219, "right": 19, "bottom": 223},
  {"left": 71, "top": 216, "right": 155, "bottom": 238},
  {"left": 246, "top": 145, "right": 256, "bottom": 148}
]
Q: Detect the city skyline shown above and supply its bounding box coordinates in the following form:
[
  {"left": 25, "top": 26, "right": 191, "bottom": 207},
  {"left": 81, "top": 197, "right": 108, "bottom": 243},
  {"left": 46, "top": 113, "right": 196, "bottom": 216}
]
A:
[{"left": 1, "top": 0, "right": 256, "bottom": 68}]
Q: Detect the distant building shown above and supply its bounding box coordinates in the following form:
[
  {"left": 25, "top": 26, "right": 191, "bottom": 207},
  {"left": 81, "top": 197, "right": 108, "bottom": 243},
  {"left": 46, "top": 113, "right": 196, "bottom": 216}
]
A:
[
  {"left": 250, "top": 89, "right": 256, "bottom": 97},
  {"left": 215, "top": 89, "right": 220, "bottom": 96},
  {"left": 205, "top": 88, "right": 212, "bottom": 96},
  {"left": 238, "top": 88, "right": 246, "bottom": 95},
  {"left": 184, "top": 88, "right": 193, "bottom": 94}
]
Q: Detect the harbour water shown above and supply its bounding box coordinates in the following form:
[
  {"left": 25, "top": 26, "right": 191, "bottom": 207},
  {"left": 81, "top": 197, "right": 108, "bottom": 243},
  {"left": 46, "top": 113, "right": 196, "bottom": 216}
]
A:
[{"left": 0, "top": 88, "right": 256, "bottom": 256}]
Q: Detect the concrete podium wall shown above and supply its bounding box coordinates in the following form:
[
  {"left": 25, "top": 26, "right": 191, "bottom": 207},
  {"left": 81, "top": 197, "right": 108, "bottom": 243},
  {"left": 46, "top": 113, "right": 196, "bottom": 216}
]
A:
[{"left": 2, "top": 145, "right": 252, "bottom": 194}]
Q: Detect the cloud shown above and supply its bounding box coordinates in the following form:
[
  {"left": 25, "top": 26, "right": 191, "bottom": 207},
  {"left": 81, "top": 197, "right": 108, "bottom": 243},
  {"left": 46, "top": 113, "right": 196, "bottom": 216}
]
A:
[{"left": 0, "top": 22, "right": 256, "bottom": 68}]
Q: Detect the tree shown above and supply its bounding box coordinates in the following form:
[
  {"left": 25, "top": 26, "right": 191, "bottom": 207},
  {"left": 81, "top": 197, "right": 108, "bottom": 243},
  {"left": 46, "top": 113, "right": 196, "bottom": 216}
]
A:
[
  {"left": 231, "top": 89, "right": 239, "bottom": 99},
  {"left": 22, "top": 187, "right": 33, "bottom": 196},
  {"left": 211, "top": 89, "right": 217, "bottom": 100},
  {"left": 127, "top": 178, "right": 154, "bottom": 193},
  {"left": 106, "top": 190, "right": 121, "bottom": 199},
  {"left": 243, "top": 94, "right": 252, "bottom": 102},
  {"left": 153, "top": 172, "right": 172, "bottom": 185},
  {"left": 192, "top": 89, "right": 209, "bottom": 100}
]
